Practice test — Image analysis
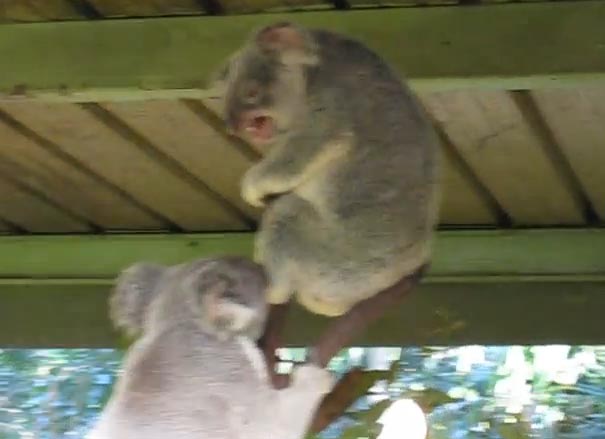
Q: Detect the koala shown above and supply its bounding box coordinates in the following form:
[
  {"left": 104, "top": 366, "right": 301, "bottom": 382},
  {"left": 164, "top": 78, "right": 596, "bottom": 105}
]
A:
[
  {"left": 86, "top": 256, "right": 334, "bottom": 439},
  {"left": 215, "top": 22, "right": 440, "bottom": 321}
]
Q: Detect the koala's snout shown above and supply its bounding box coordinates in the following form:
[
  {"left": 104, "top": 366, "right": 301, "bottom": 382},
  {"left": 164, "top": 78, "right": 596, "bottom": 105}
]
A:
[
  {"left": 226, "top": 109, "right": 251, "bottom": 135},
  {"left": 227, "top": 109, "right": 275, "bottom": 146}
]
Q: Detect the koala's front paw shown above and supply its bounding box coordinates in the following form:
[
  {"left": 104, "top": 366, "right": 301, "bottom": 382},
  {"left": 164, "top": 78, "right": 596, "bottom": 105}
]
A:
[
  {"left": 292, "top": 364, "right": 334, "bottom": 395},
  {"left": 241, "top": 169, "right": 268, "bottom": 208}
]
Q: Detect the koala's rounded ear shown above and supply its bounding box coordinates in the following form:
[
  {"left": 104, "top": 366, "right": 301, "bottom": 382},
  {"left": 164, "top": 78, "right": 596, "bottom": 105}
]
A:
[
  {"left": 206, "top": 50, "right": 240, "bottom": 90},
  {"left": 197, "top": 269, "right": 268, "bottom": 341},
  {"left": 254, "top": 22, "right": 319, "bottom": 66},
  {"left": 110, "top": 262, "right": 167, "bottom": 337}
]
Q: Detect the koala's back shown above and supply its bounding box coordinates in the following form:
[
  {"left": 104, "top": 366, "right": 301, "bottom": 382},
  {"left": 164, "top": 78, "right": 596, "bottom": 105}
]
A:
[
  {"left": 88, "top": 324, "right": 276, "bottom": 439},
  {"left": 258, "top": 29, "right": 440, "bottom": 316},
  {"left": 308, "top": 29, "right": 439, "bottom": 215}
]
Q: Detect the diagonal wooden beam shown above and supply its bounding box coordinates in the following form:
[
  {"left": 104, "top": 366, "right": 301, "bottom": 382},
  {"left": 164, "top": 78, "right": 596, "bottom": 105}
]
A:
[
  {"left": 0, "top": 229, "right": 604, "bottom": 347},
  {"left": 0, "top": 1, "right": 604, "bottom": 102}
]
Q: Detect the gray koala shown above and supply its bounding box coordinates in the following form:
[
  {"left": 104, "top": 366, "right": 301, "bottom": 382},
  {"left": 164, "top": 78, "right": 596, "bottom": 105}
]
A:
[
  {"left": 215, "top": 22, "right": 441, "bottom": 320},
  {"left": 86, "top": 256, "right": 333, "bottom": 439}
]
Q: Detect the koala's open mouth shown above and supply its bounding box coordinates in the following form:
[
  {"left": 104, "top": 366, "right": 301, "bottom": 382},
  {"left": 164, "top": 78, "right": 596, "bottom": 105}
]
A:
[{"left": 238, "top": 111, "right": 275, "bottom": 145}]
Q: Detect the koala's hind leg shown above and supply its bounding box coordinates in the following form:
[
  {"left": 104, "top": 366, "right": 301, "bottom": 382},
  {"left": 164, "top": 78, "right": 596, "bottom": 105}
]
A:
[
  {"left": 255, "top": 194, "right": 320, "bottom": 388},
  {"left": 257, "top": 302, "right": 291, "bottom": 389}
]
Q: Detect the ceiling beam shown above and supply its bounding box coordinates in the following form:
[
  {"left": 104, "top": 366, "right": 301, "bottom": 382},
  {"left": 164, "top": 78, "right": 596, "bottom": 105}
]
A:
[
  {"left": 0, "top": 228, "right": 604, "bottom": 347},
  {"left": 0, "top": 1, "right": 604, "bottom": 102}
]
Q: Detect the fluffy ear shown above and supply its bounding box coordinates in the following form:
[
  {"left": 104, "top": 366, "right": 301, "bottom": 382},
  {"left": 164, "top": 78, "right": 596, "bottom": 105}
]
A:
[
  {"left": 201, "top": 275, "right": 265, "bottom": 340},
  {"left": 205, "top": 51, "right": 243, "bottom": 117},
  {"left": 206, "top": 50, "right": 241, "bottom": 90},
  {"left": 254, "top": 22, "right": 319, "bottom": 66},
  {"left": 110, "top": 262, "right": 167, "bottom": 337}
]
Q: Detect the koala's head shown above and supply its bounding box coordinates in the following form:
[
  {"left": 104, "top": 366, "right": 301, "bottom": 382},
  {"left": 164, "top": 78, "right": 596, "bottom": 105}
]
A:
[
  {"left": 218, "top": 22, "right": 319, "bottom": 148},
  {"left": 109, "top": 256, "right": 269, "bottom": 341}
]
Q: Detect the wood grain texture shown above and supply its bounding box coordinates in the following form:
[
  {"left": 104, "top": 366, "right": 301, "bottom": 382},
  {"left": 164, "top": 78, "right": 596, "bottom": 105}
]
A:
[
  {"left": 0, "top": 0, "right": 81, "bottom": 22},
  {"left": 87, "top": 0, "right": 203, "bottom": 17},
  {"left": 531, "top": 87, "right": 605, "bottom": 221},
  {"left": 0, "top": 115, "right": 165, "bottom": 230},
  {"left": 104, "top": 99, "right": 495, "bottom": 225},
  {"left": 0, "top": 177, "right": 90, "bottom": 232},
  {"left": 0, "top": 101, "right": 248, "bottom": 231},
  {"left": 1, "top": 1, "right": 604, "bottom": 101},
  {"left": 101, "top": 99, "right": 259, "bottom": 221},
  {"left": 438, "top": 152, "right": 496, "bottom": 225},
  {"left": 423, "top": 90, "right": 584, "bottom": 225}
]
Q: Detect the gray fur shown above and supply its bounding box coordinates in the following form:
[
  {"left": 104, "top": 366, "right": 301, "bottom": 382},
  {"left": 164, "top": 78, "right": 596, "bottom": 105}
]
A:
[
  {"left": 87, "top": 256, "right": 333, "bottom": 439},
  {"left": 217, "top": 22, "right": 441, "bottom": 317}
]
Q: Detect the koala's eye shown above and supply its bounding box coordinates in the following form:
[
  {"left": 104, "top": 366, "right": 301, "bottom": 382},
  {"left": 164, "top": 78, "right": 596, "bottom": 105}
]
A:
[{"left": 222, "top": 288, "right": 246, "bottom": 304}]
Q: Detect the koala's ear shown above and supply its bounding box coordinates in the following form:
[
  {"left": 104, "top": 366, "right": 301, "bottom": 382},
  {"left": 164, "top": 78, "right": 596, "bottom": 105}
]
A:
[
  {"left": 199, "top": 275, "right": 266, "bottom": 341},
  {"left": 254, "top": 22, "right": 319, "bottom": 66},
  {"left": 206, "top": 50, "right": 240, "bottom": 90},
  {"left": 110, "top": 262, "right": 167, "bottom": 337}
]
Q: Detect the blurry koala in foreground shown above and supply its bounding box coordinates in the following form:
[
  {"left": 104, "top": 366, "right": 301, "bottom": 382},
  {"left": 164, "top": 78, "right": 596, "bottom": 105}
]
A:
[
  {"left": 213, "top": 22, "right": 441, "bottom": 319},
  {"left": 86, "top": 256, "right": 333, "bottom": 439}
]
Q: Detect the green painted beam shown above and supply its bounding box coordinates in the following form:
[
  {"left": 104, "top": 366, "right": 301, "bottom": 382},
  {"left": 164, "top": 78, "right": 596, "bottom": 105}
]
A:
[
  {"left": 0, "top": 1, "right": 604, "bottom": 102},
  {"left": 3, "top": 280, "right": 605, "bottom": 348},
  {"left": 0, "top": 229, "right": 603, "bottom": 279},
  {"left": 0, "top": 229, "right": 604, "bottom": 347}
]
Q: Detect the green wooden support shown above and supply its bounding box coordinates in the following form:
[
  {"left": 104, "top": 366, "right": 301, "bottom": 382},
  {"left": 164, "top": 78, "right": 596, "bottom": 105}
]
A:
[
  {"left": 0, "top": 229, "right": 603, "bottom": 279},
  {"left": 0, "top": 1, "right": 604, "bottom": 102},
  {"left": 0, "top": 229, "right": 604, "bottom": 347}
]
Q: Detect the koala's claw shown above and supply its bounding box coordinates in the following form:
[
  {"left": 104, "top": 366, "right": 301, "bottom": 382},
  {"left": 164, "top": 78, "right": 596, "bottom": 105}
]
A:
[
  {"left": 242, "top": 185, "right": 266, "bottom": 208},
  {"left": 292, "top": 364, "right": 334, "bottom": 394},
  {"left": 241, "top": 173, "right": 267, "bottom": 208}
]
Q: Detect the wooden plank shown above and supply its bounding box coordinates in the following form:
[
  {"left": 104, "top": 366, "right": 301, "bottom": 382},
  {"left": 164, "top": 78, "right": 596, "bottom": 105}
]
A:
[
  {"left": 531, "top": 87, "right": 605, "bottom": 221},
  {"left": 422, "top": 90, "right": 584, "bottom": 225},
  {"left": 2, "top": 279, "right": 605, "bottom": 348},
  {"left": 0, "top": 228, "right": 603, "bottom": 347},
  {"left": 0, "top": 229, "right": 601, "bottom": 279},
  {"left": 0, "top": 0, "right": 82, "bottom": 22},
  {"left": 101, "top": 99, "right": 259, "bottom": 221},
  {"left": 91, "top": 0, "right": 327, "bottom": 15},
  {"left": 219, "top": 0, "right": 323, "bottom": 14},
  {"left": 0, "top": 1, "right": 604, "bottom": 102},
  {"left": 0, "top": 115, "right": 166, "bottom": 231},
  {"left": 348, "top": 0, "right": 453, "bottom": 5},
  {"left": 0, "top": 101, "right": 249, "bottom": 231},
  {"left": 87, "top": 0, "right": 203, "bottom": 17},
  {"left": 438, "top": 152, "right": 496, "bottom": 225},
  {"left": 0, "top": 177, "right": 90, "bottom": 233}
]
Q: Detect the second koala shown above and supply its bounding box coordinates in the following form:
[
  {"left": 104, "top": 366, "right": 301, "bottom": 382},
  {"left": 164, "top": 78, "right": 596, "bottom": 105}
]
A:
[
  {"left": 218, "top": 22, "right": 441, "bottom": 318},
  {"left": 87, "top": 256, "right": 333, "bottom": 439}
]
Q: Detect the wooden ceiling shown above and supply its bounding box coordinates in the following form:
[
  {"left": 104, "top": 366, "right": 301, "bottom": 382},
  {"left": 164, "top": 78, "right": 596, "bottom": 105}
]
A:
[
  {"left": 0, "top": 0, "right": 603, "bottom": 235},
  {"left": 0, "top": 0, "right": 604, "bottom": 347},
  {"left": 0, "top": 87, "right": 603, "bottom": 235},
  {"left": 0, "top": 0, "right": 584, "bottom": 22}
]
